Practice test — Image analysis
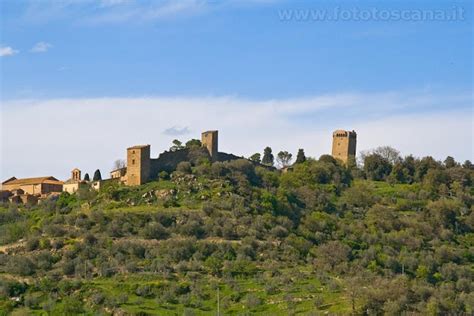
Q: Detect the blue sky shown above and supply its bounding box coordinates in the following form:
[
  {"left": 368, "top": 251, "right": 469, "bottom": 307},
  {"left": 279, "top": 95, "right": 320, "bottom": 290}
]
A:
[{"left": 0, "top": 0, "right": 472, "bottom": 179}]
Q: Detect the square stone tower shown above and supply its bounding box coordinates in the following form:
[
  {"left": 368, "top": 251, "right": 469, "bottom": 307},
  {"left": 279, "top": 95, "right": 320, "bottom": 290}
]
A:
[
  {"left": 126, "top": 145, "right": 150, "bottom": 186},
  {"left": 331, "top": 130, "right": 357, "bottom": 164},
  {"left": 201, "top": 130, "right": 218, "bottom": 160}
]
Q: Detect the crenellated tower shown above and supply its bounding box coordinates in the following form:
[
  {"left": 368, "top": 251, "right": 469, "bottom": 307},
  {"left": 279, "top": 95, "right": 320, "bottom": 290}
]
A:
[{"left": 331, "top": 130, "right": 357, "bottom": 164}]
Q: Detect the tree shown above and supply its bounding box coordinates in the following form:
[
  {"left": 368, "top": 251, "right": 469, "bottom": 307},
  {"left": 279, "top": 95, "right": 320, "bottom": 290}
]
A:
[
  {"left": 176, "top": 161, "right": 192, "bottom": 174},
  {"left": 113, "top": 159, "right": 126, "bottom": 170},
  {"left": 364, "top": 154, "right": 392, "bottom": 181},
  {"left": 315, "top": 240, "right": 351, "bottom": 270},
  {"left": 427, "top": 199, "right": 461, "bottom": 229},
  {"left": 462, "top": 160, "right": 473, "bottom": 170},
  {"left": 262, "top": 147, "right": 274, "bottom": 166},
  {"left": 401, "top": 155, "right": 416, "bottom": 182},
  {"left": 277, "top": 151, "right": 293, "bottom": 168},
  {"left": 423, "top": 169, "right": 449, "bottom": 195},
  {"left": 185, "top": 139, "right": 201, "bottom": 149},
  {"left": 372, "top": 146, "right": 401, "bottom": 164},
  {"left": 83, "top": 173, "right": 90, "bottom": 182},
  {"left": 249, "top": 153, "right": 261, "bottom": 163},
  {"left": 319, "top": 155, "right": 337, "bottom": 165},
  {"left": 170, "top": 139, "right": 184, "bottom": 152},
  {"left": 444, "top": 156, "right": 457, "bottom": 168},
  {"left": 142, "top": 222, "right": 169, "bottom": 240},
  {"left": 415, "top": 156, "right": 441, "bottom": 181},
  {"left": 93, "top": 169, "right": 102, "bottom": 181},
  {"left": 388, "top": 162, "right": 407, "bottom": 184},
  {"left": 295, "top": 149, "right": 306, "bottom": 164}
]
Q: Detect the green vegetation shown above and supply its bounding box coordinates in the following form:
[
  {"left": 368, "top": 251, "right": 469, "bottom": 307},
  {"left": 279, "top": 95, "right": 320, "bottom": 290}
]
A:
[{"left": 0, "top": 151, "right": 473, "bottom": 315}]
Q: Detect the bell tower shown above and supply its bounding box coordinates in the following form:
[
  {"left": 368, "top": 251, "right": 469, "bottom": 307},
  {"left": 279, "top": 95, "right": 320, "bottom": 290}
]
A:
[{"left": 71, "top": 168, "right": 81, "bottom": 182}]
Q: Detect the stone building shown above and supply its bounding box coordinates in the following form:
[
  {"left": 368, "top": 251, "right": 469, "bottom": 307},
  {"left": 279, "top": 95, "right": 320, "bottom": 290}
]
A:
[
  {"left": 63, "top": 168, "right": 88, "bottom": 194},
  {"left": 1, "top": 176, "right": 63, "bottom": 195},
  {"left": 201, "top": 130, "right": 218, "bottom": 160},
  {"left": 122, "top": 130, "right": 240, "bottom": 186},
  {"left": 110, "top": 167, "right": 127, "bottom": 180},
  {"left": 126, "top": 145, "right": 151, "bottom": 186},
  {"left": 331, "top": 130, "right": 357, "bottom": 164}
]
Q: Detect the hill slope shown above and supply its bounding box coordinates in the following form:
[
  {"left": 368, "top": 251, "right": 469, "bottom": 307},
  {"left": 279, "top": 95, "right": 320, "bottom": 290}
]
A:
[{"left": 0, "top": 157, "right": 473, "bottom": 315}]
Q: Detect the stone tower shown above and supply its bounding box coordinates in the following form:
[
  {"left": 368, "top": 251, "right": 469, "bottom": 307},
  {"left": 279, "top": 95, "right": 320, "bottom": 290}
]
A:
[
  {"left": 126, "top": 145, "right": 150, "bottom": 186},
  {"left": 201, "top": 130, "right": 218, "bottom": 160},
  {"left": 331, "top": 130, "right": 357, "bottom": 164},
  {"left": 71, "top": 168, "right": 81, "bottom": 182}
]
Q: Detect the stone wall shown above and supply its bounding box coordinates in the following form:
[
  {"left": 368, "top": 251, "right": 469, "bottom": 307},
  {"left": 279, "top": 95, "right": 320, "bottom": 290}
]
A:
[{"left": 150, "top": 147, "right": 211, "bottom": 178}]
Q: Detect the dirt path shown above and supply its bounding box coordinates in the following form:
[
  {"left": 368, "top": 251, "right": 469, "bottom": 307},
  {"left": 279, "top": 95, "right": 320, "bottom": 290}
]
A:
[{"left": 0, "top": 240, "right": 24, "bottom": 254}]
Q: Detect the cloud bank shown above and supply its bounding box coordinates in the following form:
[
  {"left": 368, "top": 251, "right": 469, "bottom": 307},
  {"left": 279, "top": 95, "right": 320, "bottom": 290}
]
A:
[{"left": 1, "top": 92, "right": 472, "bottom": 180}]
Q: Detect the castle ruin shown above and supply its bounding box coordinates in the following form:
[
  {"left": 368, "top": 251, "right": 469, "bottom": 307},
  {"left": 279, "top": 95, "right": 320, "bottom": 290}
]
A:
[
  {"left": 123, "top": 130, "right": 240, "bottom": 186},
  {"left": 1, "top": 128, "right": 358, "bottom": 200}
]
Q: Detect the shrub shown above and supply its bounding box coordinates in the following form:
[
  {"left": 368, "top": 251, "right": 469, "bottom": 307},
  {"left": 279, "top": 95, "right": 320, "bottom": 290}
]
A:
[
  {"left": 142, "top": 222, "right": 169, "bottom": 240},
  {"left": 7, "top": 256, "right": 36, "bottom": 276},
  {"left": 25, "top": 237, "right": 40, "bottom": 251},
  {"left": 135, "top": 285, "right": 155, "bottom": 298},
  {"left": 177, "top": 162, "right": 192, "bottom": 174}
]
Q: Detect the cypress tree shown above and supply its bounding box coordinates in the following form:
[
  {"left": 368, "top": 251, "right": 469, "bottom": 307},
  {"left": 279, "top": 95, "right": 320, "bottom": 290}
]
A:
[
  {"left": 262, "top": 147, "right": 274, "bottom": 166},
  {"left": 295, "top": 149, "right": 306, "bottom": 164},
  {"left": 93, "top": 169, "right": 102, "bottom": 181}
]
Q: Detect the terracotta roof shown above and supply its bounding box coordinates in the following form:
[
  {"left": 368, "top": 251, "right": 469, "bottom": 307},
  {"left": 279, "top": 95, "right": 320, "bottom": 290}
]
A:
[
  {"left": 1, "top": 177, "right": 17, "bottom": 185},
  {"left": 2, "top": 176, "right": 63, "bottom": 186},
  {"left": 110, "top": 167, "right": 127, "bottom": 173}
]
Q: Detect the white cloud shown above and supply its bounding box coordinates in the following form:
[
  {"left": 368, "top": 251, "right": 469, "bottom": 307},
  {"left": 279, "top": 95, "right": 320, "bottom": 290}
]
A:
[
  {"left": 163, "top": 126, "right": 191, "bottom": 136},
  {"left": 1, "top": 92, "right": 472, "bottom": 180},
  {"left": 99, "top": 0, "right": 131, "bottom": 7},
  {"left": 0, "top": 46, "right": 19, "bottom": 57},
  {"left": 31, "top": 42, "right": 52, "bottom": 53},
  {"left": 84, "top": 0, "right": 207, "bottom": 24},
  {"left": 20, "top": 0, "right": 275, "bottom": 25}
]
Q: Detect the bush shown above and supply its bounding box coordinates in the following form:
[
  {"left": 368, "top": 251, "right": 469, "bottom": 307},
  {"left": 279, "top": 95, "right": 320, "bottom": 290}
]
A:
[
  {"left": 245, "top": 293, "right": 262, "bottom": 310},
  {"left": 142, "top": 222, "right": 169, "bottom": 240},
  {"left": 135, "top": 285, "right": 155, "bottom": 298},
  {"left": 25, "top": 237, "right": 40, "bottom": 251},
  {"left": 90, "top": 292, "right": 105, "bottom": 305},
  {"left": 159, "top": 171, "right": 170, "bottom": 180},
  {"left": 7, "top": 256, "right": 36, "bottom": 276},
  {"left": 177, "top": 162, "right": 192, "bottom": 174},
  {"left": 62, "top": 260, "right": 76, "bottom": 276}
]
